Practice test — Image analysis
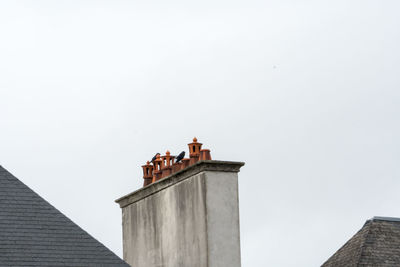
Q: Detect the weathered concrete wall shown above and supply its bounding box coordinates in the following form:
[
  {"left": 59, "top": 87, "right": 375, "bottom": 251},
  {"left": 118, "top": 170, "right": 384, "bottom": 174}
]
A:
[
  {"left": 122, "top": 172, "right": 208, "bottom": 267},
  {"left": 205, "top": 171, "right": 241, "bottom": 267},
  {"left": 116, "top": 160, "right": 244, "bottom": 267}
]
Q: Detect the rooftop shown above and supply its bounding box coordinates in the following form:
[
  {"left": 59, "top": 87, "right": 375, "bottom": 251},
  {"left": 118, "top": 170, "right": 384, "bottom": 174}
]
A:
[
  {"left": 0, "top": 165, "right": 130, "bottom": 267},
  {"left": 322, "top": 216, "right": 400, "bottom": 266}
]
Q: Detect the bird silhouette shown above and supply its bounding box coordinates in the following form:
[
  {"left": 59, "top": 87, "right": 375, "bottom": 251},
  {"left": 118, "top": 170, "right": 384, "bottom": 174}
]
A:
[
  {"left": 175, "top": 151, "right": 185, "bottom": 163},
  {"left": 151, "top": 153, "right": 160, "bottom": 163}
]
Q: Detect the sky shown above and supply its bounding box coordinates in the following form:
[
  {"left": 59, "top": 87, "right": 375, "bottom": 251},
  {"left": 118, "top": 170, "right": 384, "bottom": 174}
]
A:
[{"left": 0, "top": 0, "right": 399, "bottom": 266}]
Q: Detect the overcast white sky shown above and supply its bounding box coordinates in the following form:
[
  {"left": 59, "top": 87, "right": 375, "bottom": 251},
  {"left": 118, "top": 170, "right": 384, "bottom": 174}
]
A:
[{"left": 1, "top": 1, "right": 399, "bottom": 266}]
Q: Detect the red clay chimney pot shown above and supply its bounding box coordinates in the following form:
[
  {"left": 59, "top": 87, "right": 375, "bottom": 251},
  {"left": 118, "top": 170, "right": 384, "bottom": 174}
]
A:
[
  {"left": 181, "top": 158, "right": 190, "bottom": 169},
  {"left": 171, "top": 162, "right": 183, "bottom": 173},
  {"left": 161, "top": 150, "right": 175, "bottom": 178},
  {"left": 153, "top": 155, "right": 163, "bottom": 181},
  {"left": 142, "top": 161, "right": 154, "bottom": 187},
  {"left": 199, "top": 149, "right": 212, "bottom": 161},
  {"left": 188, "top": 137, "right": 202, "bottom": 165}
]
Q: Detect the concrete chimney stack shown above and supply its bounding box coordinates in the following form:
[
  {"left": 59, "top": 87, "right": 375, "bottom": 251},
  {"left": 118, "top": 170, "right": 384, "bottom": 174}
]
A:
[{"left": 116, "top": 138, "right": 244, "bottom": 267}]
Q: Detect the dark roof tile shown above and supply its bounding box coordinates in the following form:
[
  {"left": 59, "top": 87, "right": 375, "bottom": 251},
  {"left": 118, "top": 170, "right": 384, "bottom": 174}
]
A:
[
  {"left": 322, "top": 217, "right": 400, "bottom": 267},
  {"left": 0, "top": 165, "right": 130, "bottom": 267}
]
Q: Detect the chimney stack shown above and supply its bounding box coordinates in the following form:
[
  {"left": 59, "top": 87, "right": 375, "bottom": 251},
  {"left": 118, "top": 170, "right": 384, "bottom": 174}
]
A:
[{"left": 116, "top": 138, "right": 244, "bottom": 267}]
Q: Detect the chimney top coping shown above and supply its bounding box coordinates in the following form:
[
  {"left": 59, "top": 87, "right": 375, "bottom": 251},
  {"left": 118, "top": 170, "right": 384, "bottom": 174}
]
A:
[{"left": 115, "top": 160, "right": 244, "bottom": 208}]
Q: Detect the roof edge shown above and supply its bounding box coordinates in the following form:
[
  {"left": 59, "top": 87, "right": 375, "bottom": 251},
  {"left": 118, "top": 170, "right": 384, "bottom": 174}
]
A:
[
  {"left": 115, "top": 160, "right": 244, "bottom": 208},
  {"left": 371, "top": 216, "right": 400, "bottom": 222}
]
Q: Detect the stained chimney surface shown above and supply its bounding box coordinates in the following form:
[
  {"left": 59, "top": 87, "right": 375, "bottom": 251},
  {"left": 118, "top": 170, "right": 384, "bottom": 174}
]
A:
[{"left": 116, "top": 138, "right": 244, "bottom": 267}]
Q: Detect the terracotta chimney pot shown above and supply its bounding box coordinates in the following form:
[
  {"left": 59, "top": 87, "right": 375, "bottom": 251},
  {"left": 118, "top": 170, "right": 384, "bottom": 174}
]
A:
[
  {"left": 161, "top": 150, "right": 175, "bottom": 178},
  {"left": 181, "top": 158, "right": 191, "bottom": 169},
  {"left": 172, "top": 162, "right": 183, "bottom": 173},
  {"left": 153, "top": 154, "right": 163, "bottom": 181},
  {"left": 188, "top": 137, "right": 202, "bottom": 165},
  {"left": 142, "top": 161, "right": 154, "bottom": 187},
  {"left": 143, "top": 138, "right": 210, "bottom": 184},
  {"left": 161, "top": 150, "right": 175, "bottom": 168},
  {"left": 199, "top": 149, "right": 212, "bottom": 161}
]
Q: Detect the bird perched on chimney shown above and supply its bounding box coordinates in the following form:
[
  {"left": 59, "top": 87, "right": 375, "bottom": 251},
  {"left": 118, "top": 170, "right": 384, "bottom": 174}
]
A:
[
  {"left": 150, "top": 153, "right": 160, "bottom": 163},
  {"left": 175, "top": 151, "right": 185, "bottom": 163}
]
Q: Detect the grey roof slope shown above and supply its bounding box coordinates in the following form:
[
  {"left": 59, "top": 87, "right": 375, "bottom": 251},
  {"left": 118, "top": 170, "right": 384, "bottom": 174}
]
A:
[
  {"left": 0, "top": 165, "right": 130, "bottom": 267},
  {"left": 322, "top": 217, "right": 400, "bottom": 267}
]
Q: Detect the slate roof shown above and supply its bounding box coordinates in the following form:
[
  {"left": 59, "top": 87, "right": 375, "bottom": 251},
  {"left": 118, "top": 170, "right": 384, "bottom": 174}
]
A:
[
  {"left": 322, "top": 217, "right": 400, "bottom": 267},
  {"left": 0, "top": 165, "right": 131, "bottom": 267}
]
